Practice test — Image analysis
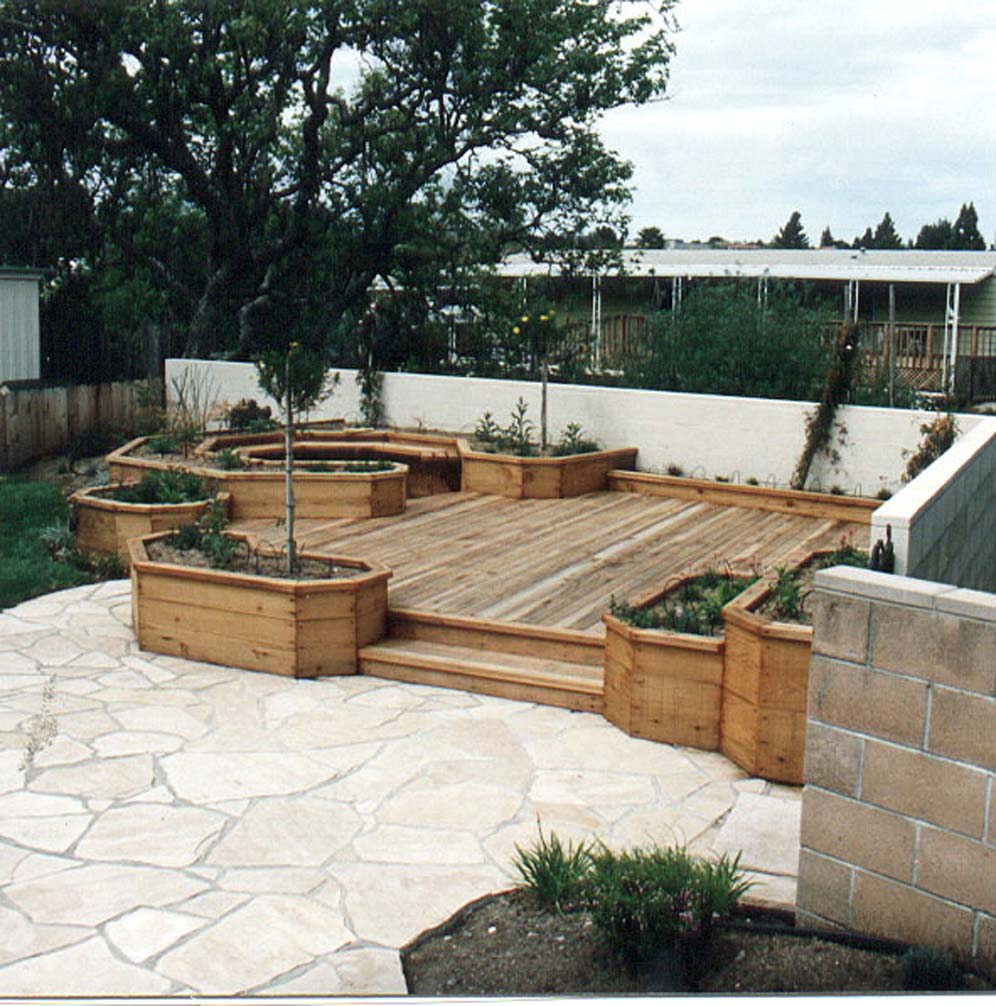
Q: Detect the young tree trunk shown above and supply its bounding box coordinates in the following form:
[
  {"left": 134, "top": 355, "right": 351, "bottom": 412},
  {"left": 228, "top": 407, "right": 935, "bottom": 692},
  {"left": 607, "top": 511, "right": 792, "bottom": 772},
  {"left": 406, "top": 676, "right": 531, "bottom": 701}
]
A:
[
  {"left": 540, "top": 360, "right": 549, "bottom": 452},
  {"left": 285, "top": 354, "right": 296, "bottom": 575}
]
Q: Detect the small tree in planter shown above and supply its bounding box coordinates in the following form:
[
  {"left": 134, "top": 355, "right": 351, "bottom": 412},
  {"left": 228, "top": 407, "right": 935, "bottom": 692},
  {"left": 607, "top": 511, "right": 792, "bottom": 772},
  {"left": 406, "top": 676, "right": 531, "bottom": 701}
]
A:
[{"left": 256, "top": 343, "right": 339, "bottom": 574}]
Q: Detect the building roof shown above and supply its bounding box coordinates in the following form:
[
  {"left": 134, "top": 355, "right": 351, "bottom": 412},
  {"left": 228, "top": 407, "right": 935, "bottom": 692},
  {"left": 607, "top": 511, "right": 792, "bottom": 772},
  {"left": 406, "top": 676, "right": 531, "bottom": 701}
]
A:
[
  {"left": 0, "top": 267, "right": 45, "bottom": 281},
  {"left": 497, "top": 249, "right": 996, "bottom": 285}
]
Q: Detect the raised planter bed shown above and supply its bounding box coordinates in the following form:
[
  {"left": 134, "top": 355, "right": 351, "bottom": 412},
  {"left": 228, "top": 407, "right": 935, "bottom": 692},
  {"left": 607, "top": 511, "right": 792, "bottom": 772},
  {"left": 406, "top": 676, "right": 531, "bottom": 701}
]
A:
[
  {"left": 603, "top": 612, "right": 724, "bottom": 749},
  {"left": 459, "top": 445, "right": 639, "bottom": 499},
  {"left": 128, "top": 531, "right": 391, "bottom": 678},
  {"left": 70, "top": 484, "right": 231, "bottom": 567},
  {"left": 107, "top": 436, "right": 409, "bottom": 520}
]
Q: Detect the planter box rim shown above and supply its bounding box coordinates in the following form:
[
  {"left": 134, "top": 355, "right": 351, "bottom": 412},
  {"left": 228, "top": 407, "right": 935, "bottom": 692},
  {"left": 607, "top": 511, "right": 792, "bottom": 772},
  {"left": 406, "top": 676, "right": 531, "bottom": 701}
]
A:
[
  {"left": 129, "top": 530, "right": 391, "bottom": 593},
  {"left": 71, "top": 483, "right": 228, "bottom": 511},
  {"left": 602, "top": 612, "right": 725, "bottom": 652},
  {"left": 457, "top": 442, "right": 637, "bottom": 465}
]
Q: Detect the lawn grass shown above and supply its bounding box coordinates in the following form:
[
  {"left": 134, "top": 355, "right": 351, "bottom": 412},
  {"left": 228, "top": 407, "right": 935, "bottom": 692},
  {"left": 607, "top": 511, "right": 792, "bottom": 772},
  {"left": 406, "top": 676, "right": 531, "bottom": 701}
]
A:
[{"left": 0, "top": 477, "right": 121, "bottom": 610}]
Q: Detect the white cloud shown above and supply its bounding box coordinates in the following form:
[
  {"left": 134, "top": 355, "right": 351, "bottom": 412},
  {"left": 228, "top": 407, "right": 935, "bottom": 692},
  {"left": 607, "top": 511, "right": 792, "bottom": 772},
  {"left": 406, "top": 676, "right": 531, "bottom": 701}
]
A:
[{"left": 601, "top": 0, "right": 996, "bottom": 243}]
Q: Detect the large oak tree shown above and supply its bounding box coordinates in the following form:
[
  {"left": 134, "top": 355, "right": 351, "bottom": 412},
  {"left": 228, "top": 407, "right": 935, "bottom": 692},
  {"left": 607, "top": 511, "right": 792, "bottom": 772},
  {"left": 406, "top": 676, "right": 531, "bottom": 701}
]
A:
[{"left": 0, "top": 0, "right": 676, "bottom": 359}]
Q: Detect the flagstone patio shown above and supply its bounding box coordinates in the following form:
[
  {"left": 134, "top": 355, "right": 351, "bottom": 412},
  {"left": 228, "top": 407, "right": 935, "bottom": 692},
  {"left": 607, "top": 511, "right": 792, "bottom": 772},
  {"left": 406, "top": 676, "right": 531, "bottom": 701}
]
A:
[{"left": 0, "top": 580, "right": 801, "bottom": 997}]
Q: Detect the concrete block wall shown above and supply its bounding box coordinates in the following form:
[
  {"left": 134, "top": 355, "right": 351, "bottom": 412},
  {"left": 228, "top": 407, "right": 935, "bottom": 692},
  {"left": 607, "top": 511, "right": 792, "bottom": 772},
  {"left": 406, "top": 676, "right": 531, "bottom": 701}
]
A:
[
  {"left": 798, "top": 565, "right": 996, "bottom": 977},
  {"left": 872, "top": 418, "right": 996, "bottom": 591}
]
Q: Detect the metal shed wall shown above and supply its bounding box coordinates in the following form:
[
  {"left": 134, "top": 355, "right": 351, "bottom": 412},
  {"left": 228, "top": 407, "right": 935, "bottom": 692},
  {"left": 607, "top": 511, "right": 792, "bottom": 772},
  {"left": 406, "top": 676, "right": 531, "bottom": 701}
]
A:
[{"left": 0, "top": 273, "right": 42, "bottom": 382}]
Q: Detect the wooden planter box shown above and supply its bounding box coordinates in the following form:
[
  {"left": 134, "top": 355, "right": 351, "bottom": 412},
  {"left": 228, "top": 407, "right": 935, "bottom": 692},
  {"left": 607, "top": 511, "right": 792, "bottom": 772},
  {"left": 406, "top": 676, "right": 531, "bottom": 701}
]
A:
[
  {"left": 459, "top": 445, "right": 638, "bottom": 499},
  {"left": 603, "top": 613, "right": 724, "bottom": 750},
  {"left": 720, "top": 573, "right": 818, "bottom": 785},
  {"left": 129, "top": 531, "right": 391, "bottom": 678},
  {"left": 70, "top": 484, "right": 230, "bottom": 567}
]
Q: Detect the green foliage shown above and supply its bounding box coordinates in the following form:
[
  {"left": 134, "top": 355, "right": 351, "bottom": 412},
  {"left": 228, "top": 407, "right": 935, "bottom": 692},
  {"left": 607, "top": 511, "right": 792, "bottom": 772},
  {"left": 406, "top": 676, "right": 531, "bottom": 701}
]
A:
[
  {"left": 551, "top": 423, "right": 599, "bottom": 456},
  {"left": 901, "top": 945, "right": 963, "bottom": 991},
  {"left": 339, "top": 460, "right": 395, "bottom": 472},
  {"left": 902, "top": 413, "right": 958, "bottom": 483},
  {"left": 915, "top": 203, "right": 986, "bottom": 251},
  {"left": 512, "top": 828, "right": 594, "bottom": 911},
  {"left": 791, "top": 325, "right": 862, "bottom": 490},
  {"left": 168, "top": 500, "right": 239, "bottom": 570},
  {"left": 819, "top": 537, "right": 870, "bottom": 570},
  {"left": 768, "top": 568, "right": 805, "bottom": 621},
  {"left": 666, "top": 464, "right": 685, "bottom": 477},
  {"left": 212, "top": 448, "right": 247, "bottom": 471},
  {"left": 772, "top": 210, "right": 810, "bottom": 249},
  {"left": 585, "top": 844, "right": 753, "bottom": 965},
  {"left": 147, "top": 434, "right": 178, "bottom": 456},
  {"left": 112, "top": 469, "right": 211, "bottom": 504},
  {"left": 610, "top": 570, "right": 756, "bottom": 636},
  {"left": 624, "top": 282, "right": 832, "bottom": 402},
  {"left": 474, "top": 412, "right": 502, "bottom": 444},
  {"left": 226, "top": 400, "right": 274, "bottom": 432},
  {"left": 635, "top": 226, "right": 666, "bottom": 249},
  {"left": 0, "top": 481, "right": 124, "bottom": 609},
  {"left": 475, "top": 398, "right": 540, "bottom": 456},
  {"left": 256, "top": 346, "right": 339, "bottom": 419}
]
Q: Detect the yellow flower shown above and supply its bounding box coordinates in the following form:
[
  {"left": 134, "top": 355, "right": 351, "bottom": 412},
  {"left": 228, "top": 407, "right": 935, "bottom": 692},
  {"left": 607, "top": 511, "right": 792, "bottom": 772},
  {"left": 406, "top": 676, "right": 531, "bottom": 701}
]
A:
[
  {"left": 539, "top": 314, "right": 548, "bottom": 322},
  {"left": 512, "top": 326, "right": 520, "bottom": 335},
  {"left": 521, "top": 315, "right": 529, "bottom": 323}
]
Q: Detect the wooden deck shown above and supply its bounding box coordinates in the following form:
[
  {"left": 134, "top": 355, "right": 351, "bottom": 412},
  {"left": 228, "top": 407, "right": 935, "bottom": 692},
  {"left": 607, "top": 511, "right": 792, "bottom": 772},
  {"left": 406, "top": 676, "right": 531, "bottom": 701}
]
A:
[{"left": 238, "top": 490, "right": 866, "bottom": 634}]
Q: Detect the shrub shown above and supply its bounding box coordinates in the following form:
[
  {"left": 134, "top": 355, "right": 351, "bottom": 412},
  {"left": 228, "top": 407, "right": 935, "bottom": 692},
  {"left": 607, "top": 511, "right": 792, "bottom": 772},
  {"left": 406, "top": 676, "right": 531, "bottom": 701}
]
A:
[
  {"left": 902, "top": 413, "right": 958, "bottom": 483},
  {"left": 113, "top": 469, "right": 211, "bottom": 505},
  {"left": 666, "top": 463, "right": 685, "bottom": 477},
  {"left": 551, "top": 422, "right": 599, "bottom": 456},
  {"left": 610, "top": 569, "right": 756, "bottom": 636},
  {"left": 213, "top": 447, "right": 247, "bottom": 470},
  {"left": 768, "top": 567, "right": 805, "bottom": 621},
  {"left": 146, "top": 433, "right": 178, "bottom": 455},
  {"left": 226, "top": 398, "right": 274, "bottom": 431},
  {"left": 512, "top": 828, "right": 593, "bottom": 911},
  {"left": 168, "top": 499, "right": 240, "bottom": 569},
  {"left": 901, "top": 946, "right": 963, "bottom": 991}
]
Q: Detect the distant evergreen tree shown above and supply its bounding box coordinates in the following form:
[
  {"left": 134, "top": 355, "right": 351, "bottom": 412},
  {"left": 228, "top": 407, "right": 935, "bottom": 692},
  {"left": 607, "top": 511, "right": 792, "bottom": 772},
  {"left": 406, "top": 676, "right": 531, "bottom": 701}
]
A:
[
  {"left": 853, "top": 227, "right": 874, "bottom": 249},
  {"left": 952, "top": 202, "right": 986, "bottom": 250},
  {"left": 914, "top": 218, "right": 954, "bottom": 249},
  {"left": 872, "top": 212, "right": 904, "bottom": 249},
  {"left": 635, "top": 226, "right": 666, "bottom": 249},
  {"left": 772, "top": 211, "right": 810, "bottom": 249},
  {"left": 819, "top": 226, "right": 835, "bottom": 248}
]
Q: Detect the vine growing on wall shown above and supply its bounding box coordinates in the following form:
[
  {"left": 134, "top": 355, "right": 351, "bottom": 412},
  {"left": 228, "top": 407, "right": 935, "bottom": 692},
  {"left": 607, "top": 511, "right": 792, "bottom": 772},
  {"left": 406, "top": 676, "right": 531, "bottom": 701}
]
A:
[{"left": 791, "top": 326, "right": 861, "bottom": 491}]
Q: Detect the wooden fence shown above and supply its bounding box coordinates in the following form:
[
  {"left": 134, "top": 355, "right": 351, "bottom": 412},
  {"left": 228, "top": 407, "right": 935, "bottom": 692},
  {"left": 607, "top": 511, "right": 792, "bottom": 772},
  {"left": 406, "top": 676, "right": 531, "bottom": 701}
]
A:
[{"left": 0, "top": 380, "right": 150, "bottom": 470}]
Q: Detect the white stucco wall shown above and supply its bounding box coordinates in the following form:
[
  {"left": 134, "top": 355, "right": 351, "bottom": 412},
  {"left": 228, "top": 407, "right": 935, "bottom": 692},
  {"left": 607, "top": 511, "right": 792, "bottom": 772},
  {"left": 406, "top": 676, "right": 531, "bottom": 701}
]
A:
[{"left": 166, "top": 358, "right": 985, "bottom": 497}]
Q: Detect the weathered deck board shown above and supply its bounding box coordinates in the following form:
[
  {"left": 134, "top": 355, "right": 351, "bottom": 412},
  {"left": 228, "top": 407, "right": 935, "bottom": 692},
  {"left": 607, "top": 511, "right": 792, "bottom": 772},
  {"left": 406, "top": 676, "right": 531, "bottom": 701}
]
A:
[{"left": 238, "top": 491, "right": 867, "bottom": 634}]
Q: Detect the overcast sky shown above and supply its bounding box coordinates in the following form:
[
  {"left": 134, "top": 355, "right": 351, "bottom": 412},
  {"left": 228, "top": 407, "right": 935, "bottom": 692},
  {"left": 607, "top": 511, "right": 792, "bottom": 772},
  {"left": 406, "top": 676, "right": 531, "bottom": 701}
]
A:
[{"left": 599, "top": 0, "right": 996, "bottom": 246}]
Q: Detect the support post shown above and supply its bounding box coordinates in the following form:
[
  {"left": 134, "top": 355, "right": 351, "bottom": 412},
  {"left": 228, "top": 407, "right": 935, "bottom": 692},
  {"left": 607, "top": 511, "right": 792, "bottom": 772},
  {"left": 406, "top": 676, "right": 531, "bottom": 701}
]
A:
[
  {"left": 888, "top": 283, "right": 896, "bottom": 407},
  {"left": 949, "top": 282, "right": 961, "bottom": 396}
]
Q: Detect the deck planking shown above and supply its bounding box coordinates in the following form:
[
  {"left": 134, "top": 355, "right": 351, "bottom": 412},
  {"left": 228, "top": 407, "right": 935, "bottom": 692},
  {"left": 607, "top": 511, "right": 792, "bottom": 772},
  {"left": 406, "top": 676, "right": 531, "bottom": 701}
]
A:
[{"left": 237, "top": 491, "right": 867, "bottom": 634}]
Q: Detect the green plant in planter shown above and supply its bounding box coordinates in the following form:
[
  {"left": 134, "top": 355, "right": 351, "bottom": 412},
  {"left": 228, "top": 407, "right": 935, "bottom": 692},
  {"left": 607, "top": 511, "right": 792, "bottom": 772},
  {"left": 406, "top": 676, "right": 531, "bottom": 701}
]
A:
[
  {"left": 768, "top": 567, "right": 805, "bottom": 621},
  {"left": 146, "top": 433, "right": 178, "bottom": 456},
  {"left": 551, "top": 422, "right": 599, "bottom": 456},
  {"left": 512, "top": 827, "right": 593, "bottom": 912},
  {"left": 474, "top": 411, "right": 501, "bottom": 445},
  {"left": 113, "top": 469, "right": 212, "bottom": 505},
  {"left": 610, "top": 569, "right": 756, "bottom": 636},
  {"left": 497, "top": 398, "right": 538, "bottom": 456},
  {"left": 226, "top": 398, "right": 275, "bottom": 431},
  {"left": 169, "top": 499, "right": 241, "bottom": 570},
  {"left": 213, "top": 447, "right": 247, "bottom": 470}
]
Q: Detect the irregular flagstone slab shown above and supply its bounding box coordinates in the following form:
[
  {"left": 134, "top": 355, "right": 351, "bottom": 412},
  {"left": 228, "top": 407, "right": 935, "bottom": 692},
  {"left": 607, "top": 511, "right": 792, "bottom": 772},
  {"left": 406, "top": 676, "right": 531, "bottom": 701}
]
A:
[
  {"left": 0, "top": 842, "right": 29, "bottom": 884},
  {"left": 0, "top": 813, "right": 92, "bottom": 854},
  {"left": 208, "top": 797, "right": 362, "bottom": 867},
  {"left": 352, "top": 824, "right": 486, "bottom": 866},
  {"left": 113, "top": 705, "right": 211, "bottom": 740},
  {"left": 9, "top": 851, "right": 80, "bottom": 884},
  {"left": 93, "top": 730, "right": 184, "bottom": 757},
  {"left": 483, "top": 819, "right": 598, "bottom": 880},
  {"left": 0, "top": 935, "right": 173, "bottom": 996},
  {"left": 0, "top": 905, "right": 89, "bottom": 966},
  {"left": 174, "top": 890, "right": 250, "bottom": 918},
  {"left": 31, "top": 736, "right": 93, "bottom": 772},
  {"left": 269, "top": 706, "right": 419, "bottom": 750},
  {"left": 105, "top": 906, "right": 207, "bottom": 963},
  {"left": 519, "top": 798, "right": 606, "bottom": 833},
  {"left": 265, "top": 947, "right": 407, "bottom": 996},
  {"left": 682, "top": 781, "right": 742, "bottom": 822},
  {"left": 155, "top": 895, "right": 354, "bottom": 995},
  {"left": 22, "top": 635, "right": 86, "bottom": 665},
  {"left": 162, "top": 752, "right": 336, "bottom": 803},
  {"left": 420, "top": 755, "right": 532, "bottom": 790},
  {"left": 376, "top": 781, "right": 523, "bottom": 831},
  {"left": 75, "top": 804, "right": 227, "bottom": 867},
  {"left": 334, "top": 863, "right": 505, "bottom": 947},
  {"left": 609, "top": 805, "right": 716, "bottom": 850},
  {"left": 217, "top": 867, "right": 328, "bottom": 895},
  {"left": 0, "top": 749, "right": 26, "bottom": 794},
  {"left": 712, "top": 792, "right": 803, "bottom": 876},
  {"left": 741, "top": 870, "right": 797, "bottom": 911},
  {"left": 30, "top": 754, "right": 155, "bottom": 800},
  {"left": 529, "top": 769, "right": 657, "bottom": 808},
  {"left": 5, "top": 862, "right": 209, "bottom": 926},
  {"left": 50, "top": 708, "right": 121, "bottom": 739}
]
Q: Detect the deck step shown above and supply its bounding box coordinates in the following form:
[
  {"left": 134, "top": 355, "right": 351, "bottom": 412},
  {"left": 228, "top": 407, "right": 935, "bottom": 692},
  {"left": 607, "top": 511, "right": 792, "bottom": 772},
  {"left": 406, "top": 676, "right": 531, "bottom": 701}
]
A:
[{"left": 358, "top": 638, "right": 604, "bottom": 713}]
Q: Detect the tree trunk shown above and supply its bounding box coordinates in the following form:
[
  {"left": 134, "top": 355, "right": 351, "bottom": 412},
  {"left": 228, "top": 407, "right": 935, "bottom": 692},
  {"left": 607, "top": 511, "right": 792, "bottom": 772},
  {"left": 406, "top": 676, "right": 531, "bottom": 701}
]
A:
[{"left": 285, "top": 354, "right": 296, "bottom": 575}]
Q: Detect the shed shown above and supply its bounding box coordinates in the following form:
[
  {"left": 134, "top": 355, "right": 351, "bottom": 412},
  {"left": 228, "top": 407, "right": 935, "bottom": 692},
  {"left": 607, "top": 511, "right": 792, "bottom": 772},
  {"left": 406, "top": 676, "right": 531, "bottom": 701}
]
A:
[{"left": 0, "top": 268, "right": 43, "bottom": 383}]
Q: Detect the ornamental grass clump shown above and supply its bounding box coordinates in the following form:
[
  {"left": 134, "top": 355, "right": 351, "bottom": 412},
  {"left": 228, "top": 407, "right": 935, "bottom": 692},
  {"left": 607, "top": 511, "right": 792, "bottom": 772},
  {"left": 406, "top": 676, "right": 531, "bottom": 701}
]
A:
[
  {"left": 610, "top": 569, "right": 756, "bottom": 636},
  {"left": 512, "top": 828, "right": 593, "bottom": 911}
]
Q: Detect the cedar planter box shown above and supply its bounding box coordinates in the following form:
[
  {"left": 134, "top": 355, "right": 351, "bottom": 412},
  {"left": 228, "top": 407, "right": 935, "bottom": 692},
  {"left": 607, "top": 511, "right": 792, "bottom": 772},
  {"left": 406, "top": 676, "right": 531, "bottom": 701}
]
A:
[
  {"left": 107, "top": 437, "right": 408, "bottom": 520},
  {"left": 720, "top": 570, "right": 820, "bottom": 785},
  {"left": 70, "top": 484, "right": 231, "bottom": 567},
  {"left": 459, "top": 444, "right": 638, "bottom": 499},
  {"left": 602, "top": 612, "right": 724, "bottom": 750},
  {"left": 128, "top": 531, "right": 391, "bottom": 678}
]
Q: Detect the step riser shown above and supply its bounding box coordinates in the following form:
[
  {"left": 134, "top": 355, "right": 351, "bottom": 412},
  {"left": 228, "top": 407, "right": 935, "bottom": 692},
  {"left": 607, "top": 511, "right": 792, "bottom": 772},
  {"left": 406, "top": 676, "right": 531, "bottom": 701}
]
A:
[
  {"left": 388, "top": 612, "right": 604, "bottom": 667},
  {"left": 359, "top": 656, "right": 603, "bottom": 714}
]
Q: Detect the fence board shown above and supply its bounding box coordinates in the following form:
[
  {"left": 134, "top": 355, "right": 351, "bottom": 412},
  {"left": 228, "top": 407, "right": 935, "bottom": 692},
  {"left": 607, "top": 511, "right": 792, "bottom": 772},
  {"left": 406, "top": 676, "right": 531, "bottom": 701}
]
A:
[{"left": 0, "top": 380, "right": 147, "bottom": 470}]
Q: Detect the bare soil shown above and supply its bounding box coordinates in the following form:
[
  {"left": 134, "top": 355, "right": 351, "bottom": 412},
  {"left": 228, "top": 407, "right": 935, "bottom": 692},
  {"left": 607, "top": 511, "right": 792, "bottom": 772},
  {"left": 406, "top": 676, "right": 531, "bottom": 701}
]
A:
[
  {"left": 402, "top": 890, "right": 993, "bottom": 996},
  {"left": 145, "top": 538, "right": 366, "bottom": 580}
]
